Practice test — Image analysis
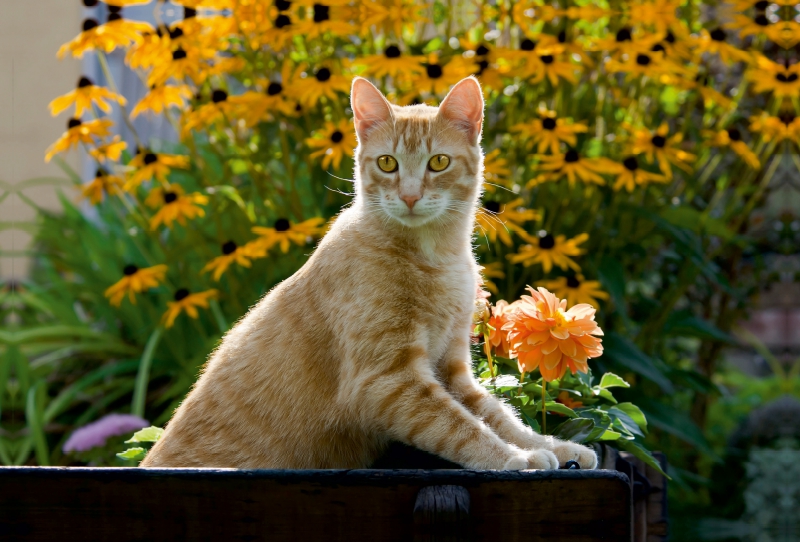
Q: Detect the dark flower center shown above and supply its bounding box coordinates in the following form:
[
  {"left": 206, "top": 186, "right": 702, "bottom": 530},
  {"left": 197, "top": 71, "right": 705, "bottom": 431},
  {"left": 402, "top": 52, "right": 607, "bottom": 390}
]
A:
[
  {"left": 222, "top": 241, "right": 237, "bottom": 255},
  {"left": 144, "top": 153, "right": 158, "bottom": 165},
  {"left": 542, "top": 117, "right": 557, "bottom": 130},
  {"left": 108, "top": 6, "right": 122, "bottom": 14},
  {"left": 623, "top": 156, "right": 638, "bottom": 171},
  {"left": 315, "top": 67, "right": 331, "bottom": 82},
  {"left": 330, "top": 130, "right": 344, "bottom": 143},
  {"left": 476, "top": 59, "right": 489, "bottom": 74},
  {"left": 211, "top": 89, "right": 228, "bottom": 103},
  {"left": 540, "top": 54, "right": 554, "bottom": 64},
  {"left": 520, "top": 38, "right": 536, "bottom": 51},
  {"left": 275, "top": 14, "right": 291, "bottom": 28},
  {"left": 651, "top": 43, "right": 665, "bottom": 53},
  {"left": 163, "top": 191, "right": 178, "bottom": 204},
  {"left": 184, "top": 7, "right": 197, "bottom": 18},
  {"left": 727, "top": 128, "right": 742, "bottom": 141},
  {"left": 83, "top": 0, "right": 99, "bottom": 6},
  {"left": 95, "top": 168, "right": 106, "bottom": 178},
  {"left": 710, "top": 28, "right": 727, "bottom": 41},
  {"left": 754, "top": 0, "right": 769, "bottom": 9},
  {"left": 107, "top": 13, "right": 122, "bottom": 22},
  {"left": 565, "top": 150, "right": 579, "bottom": 162},
  {"left": 538, "top": 233, "right": 556, "bottom": 249},
  {"left": 652, "top": 135, "right": 666, "bottom": 148},
  {"left": 169, "top": 27, "right": 184, "bottom": 40},
  {"left": 483, "top": 201, "right": 501, "bottom": 214},
  {"left": 566, "top": 276, "right": 581, "bottom": 288},
  {"left": 753, "top": 14, "right": 769, "bottom": 26},
  {"left": 616, "top": 28, "right": 632, "bottom": 42},
  {"left": 426, "top": 64, "right": 443, "bottom": 78},
  {"left": 82, "top": 19, "right": 99, "bottom": 32},
  {"left": 275, "top": 0, "right": 292, "bottom": 10},
  {"left": 68, "top": 118, "right": 82, "bottom": 129},
  {"left": 172, "top": 48, "right": 187, "bottom": 61},
  {"left": 636, "top": 53, "right": 651, "bottom": 66},
  {"left": 313, "top": 4, "right": 330, "bottom": 23},
  {"left": 665, "top": 31, "right": 675, "bottom": 43},
  {"left": 384, "top": 45, "right": 401, "bottom": 58},
  {"left": 558, "top": 30, "right": 566, "bottom": 43},
  {"left": 123, "top": 264, "right": 139, "bottom": 276},
  {"left": 174, "top": 288, "right": 190, "bottom": 301},
  {"left": 476, "top": 44, "right": 490, "bottom": 56},
  {"left": 295, "top": 103, "right": 302, "bottom": 112},
  {"left": 267, "top": 82, "right": 283, "bottom": 95},
  {"left": 275, "top": 218, "right": 291, "bottom": 232},
  {"left": 78, "top": 76, "right": 93, "bottom": 88}
]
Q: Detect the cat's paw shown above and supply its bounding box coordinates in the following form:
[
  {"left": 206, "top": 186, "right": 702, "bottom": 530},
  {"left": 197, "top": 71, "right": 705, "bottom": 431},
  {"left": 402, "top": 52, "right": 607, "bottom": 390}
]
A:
[
  {"left": 551, "top": 441, "right": 598, "bottom": 470},
  {"left": 503, "top": 449, "right": 559, "bottom": 470}
]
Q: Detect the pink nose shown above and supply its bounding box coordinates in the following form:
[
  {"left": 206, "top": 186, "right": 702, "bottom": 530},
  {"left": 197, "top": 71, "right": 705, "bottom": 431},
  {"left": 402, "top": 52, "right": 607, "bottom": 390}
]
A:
[{"left": 401, "top": 194, "right": 421, "bottom": 210}]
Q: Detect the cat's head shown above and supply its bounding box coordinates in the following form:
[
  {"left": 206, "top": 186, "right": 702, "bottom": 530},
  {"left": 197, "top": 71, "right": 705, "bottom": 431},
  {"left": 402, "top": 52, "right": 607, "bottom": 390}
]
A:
[{"left": 351, "top": 76, "right": 484, "bottom": 229}]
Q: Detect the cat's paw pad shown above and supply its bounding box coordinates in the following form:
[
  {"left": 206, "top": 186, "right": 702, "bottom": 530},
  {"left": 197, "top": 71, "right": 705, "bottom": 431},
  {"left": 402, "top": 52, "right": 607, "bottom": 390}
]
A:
[
  {"left": 552, "top": 441, "right": 598, "bottom": 470},
  {"left": 520, "top": 449, "right": 559, "bottom": 470}
]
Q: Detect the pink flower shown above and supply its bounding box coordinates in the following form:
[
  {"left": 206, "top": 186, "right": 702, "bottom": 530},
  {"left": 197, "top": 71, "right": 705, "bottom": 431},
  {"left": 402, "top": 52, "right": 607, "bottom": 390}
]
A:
[{"left": 63, "top": 413, "right": 149, "bottom": 453}]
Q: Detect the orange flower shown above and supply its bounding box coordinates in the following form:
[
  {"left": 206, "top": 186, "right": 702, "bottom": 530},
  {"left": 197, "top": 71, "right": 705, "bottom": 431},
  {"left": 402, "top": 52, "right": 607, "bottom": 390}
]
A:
[
  {"left": 556, "top": 390, "right": 584, "bottom": 410},
  {"left": 504, "top": 286, "right": 604, "bottom": 382},
  {"left": 487, "top": 300, "right": 515, "bottom": 359}
]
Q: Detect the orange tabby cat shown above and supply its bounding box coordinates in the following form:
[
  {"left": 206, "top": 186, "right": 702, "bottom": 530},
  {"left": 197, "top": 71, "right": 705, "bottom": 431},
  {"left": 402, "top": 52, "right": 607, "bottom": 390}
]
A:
[{"left": 141, "top": 76, "right": 597, "bottom": 470}]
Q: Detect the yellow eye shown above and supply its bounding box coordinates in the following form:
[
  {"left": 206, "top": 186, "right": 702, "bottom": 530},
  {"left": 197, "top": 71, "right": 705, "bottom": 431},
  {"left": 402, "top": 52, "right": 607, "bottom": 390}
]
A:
[
  {"left": 377, "top": 155, "right": 398, "bottom": 172},
  {"left": 428, "top": 154, "right": 450, "bottom": 172}
]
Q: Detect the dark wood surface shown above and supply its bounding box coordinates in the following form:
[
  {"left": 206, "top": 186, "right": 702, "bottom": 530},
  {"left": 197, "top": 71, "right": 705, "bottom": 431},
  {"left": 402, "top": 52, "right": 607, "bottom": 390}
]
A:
[
  {"left": 0, "top": 467, "right": 631, "bottom": 542},
  {"left": 413, "top": 485, "right": 471, "bottom": 541}
]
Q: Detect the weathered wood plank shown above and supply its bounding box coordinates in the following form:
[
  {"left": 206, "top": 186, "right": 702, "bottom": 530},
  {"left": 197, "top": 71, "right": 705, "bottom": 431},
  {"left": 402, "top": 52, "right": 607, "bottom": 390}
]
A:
[
  {"left": 413, "top": 485, "right": 471, "bottom": 542},
  {"left": 0, "top": 468, "right": 631, "bottom": 542}
]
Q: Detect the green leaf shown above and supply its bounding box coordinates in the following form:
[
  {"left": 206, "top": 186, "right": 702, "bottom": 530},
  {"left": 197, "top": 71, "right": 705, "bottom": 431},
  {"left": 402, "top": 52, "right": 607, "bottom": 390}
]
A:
[
  {"left": 599, "top": 429, "right": 622, "bottom": 441},
  {"left": 117, "top": 447, "right": 147, "bottom": 461},
  {"left": 607, "top": 407, "right": 645, "bottom": 438},
  {"left": 597, "top": 256, "right": 628, "bottom": 321},
  {"left": 660, "top": 206, "right": 734, "bottom": 241},
  {"left": 552, "top": 418, "right": 595, "bottom": 443},
  {"left": 602, "top": 332, "right": 674, "bottom": 393},
  {"left": 614, "top": 402, "right": 648, "bottom": 433},
  {"left": 615, "top": 439, "right": 669, "bottom": 478},
  {"left": 26, "top": 383, "right": 49, "bottom": 466},
  {"left": 131, "top": 328, "right": 164, "bottom": 418},
  {"left": 599, "top": 373, "right": 630, "bottom": 389},
  {"left": 543, "top": 402, "right": 577, "bottom": 418},
  {"left": 663, "top": 310, "right": 734, "bottom": 343},
  {"left": 125, "top": 426, "right": 164, "bottom": 444},
  {"left": 596, "top": 389, "right": 618, "bottom": 404}
]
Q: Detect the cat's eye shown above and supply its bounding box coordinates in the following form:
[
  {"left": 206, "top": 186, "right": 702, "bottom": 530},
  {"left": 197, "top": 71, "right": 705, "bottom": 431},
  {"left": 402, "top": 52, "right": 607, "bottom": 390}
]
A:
[
  {"left": 428, "top": 154, "right": 450, "bottom": 172},
  {"left": 377, "top": 155, "right": 398, "bottom": 173}
]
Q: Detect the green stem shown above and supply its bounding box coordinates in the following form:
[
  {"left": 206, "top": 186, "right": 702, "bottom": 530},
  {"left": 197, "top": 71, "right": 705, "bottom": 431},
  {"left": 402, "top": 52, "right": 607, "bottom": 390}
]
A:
[
  {"left": 209, "top": 299, "right": 229, "bottom": 334},
  {"left": 26, "top": 383, "right": 50, "bottom": 466},
  {"left": 132, "top": 327, "right": 164, "bottom": 419}
]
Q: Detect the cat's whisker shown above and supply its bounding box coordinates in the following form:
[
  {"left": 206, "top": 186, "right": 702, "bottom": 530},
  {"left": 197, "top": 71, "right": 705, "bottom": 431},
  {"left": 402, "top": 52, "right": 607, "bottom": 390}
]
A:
[
  {"left": 326, "top": 172, "right": 356, "bottom": 183},
  {"left": 325, "top": 185, "right": 356, "bottom": 197},
  {"left": 483, "top": 181, "right": 514, "bottom": 193}
]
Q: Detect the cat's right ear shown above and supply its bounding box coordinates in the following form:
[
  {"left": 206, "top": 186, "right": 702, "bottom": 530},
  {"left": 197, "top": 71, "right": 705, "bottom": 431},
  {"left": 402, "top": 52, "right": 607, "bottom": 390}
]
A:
[{"left": 351, "top": 77, "right": 394, "bottom": 143}]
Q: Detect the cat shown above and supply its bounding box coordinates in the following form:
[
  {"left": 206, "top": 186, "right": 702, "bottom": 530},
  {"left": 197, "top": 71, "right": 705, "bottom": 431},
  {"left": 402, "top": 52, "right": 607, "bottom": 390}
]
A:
[{"left": 141, "top": 76, "right": 597, "bottom": 471}]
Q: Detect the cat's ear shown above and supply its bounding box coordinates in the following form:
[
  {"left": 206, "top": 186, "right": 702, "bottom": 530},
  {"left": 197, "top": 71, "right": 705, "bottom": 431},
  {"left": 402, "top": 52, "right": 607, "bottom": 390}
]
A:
[
  {"left": 351, "top": 77, "right": 394, "bottom": 143},
  {"left": 437, "top": 76, "right": 484, "bottom": 144}
]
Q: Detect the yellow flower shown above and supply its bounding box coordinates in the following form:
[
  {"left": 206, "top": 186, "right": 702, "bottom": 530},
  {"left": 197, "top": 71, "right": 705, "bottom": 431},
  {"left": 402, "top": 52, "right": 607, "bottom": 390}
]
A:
[
  {"left": 476, "top": 198, "right": 540, "bottom": 246},
  {"left": 289, "top": 65, "right": 351, "bottom": 108},
  {"left": 88, "top": 136, "right": 128, "bottom": 164},
  {"left": 702, "top": 128, "right": 761, "bottom": 169},
  {"left": 202, "top": 241, "right": 254, "bottom": 281},
  {"left": 409, "top": 55, "right": 475, "bottom": 95},
  {"left": 627, "top": 123, "right": 696, "bottom": 177},
  {"left": 126, "top": 30, "right": 170, "bottom": 70},
  {"left": 126, "top": 151, "right": 190, "bottom": 189},
  {"left": 358, "top": 44, "right": 424, "bottom": 79},
  {"left": 540, "top": 275, "right": 609, "bottom": 309},
  {"left": 512, "top": 110, "right": 588, "bottom": 154},
  {"left": 81, "top": 168, "right": 124, "bottom": 205},
  {"left": 627, "top": 0, "right": 681, "bottom": 34},
  {"left": 49, "top": 76, "right": 127, "bottom": 117},
  {"left": 294, "top": 3, "right": 358, "bottom": 39},
  {"left": 250, "top": 217, "right": 327, "bottom": 255},
  {"left": 45, "top": 118, "right": 114, "bottom": 162},
  {"left": 306, "top": 119, "right": 357, "bottom": 170},
  {"left": 104, "top": 264, "right": 168, "bottom": 307},
  {"left": 693, "top": 28, "right": 751, "bottom": 65},
  {"left": 509, "top": 232, "right": 588, "bottom": 273},
  {"left": 482, "top": 149, "right": 512, "bottom": 193},
  {"left": 748, "top": 55, "right": 800, "bottom": 98},
  {"left": 181, "top": 89, "right": 238, "bottom": 134},
  {"left": 162, "top": 289, "right": 218, "bottom": 329},
  {"left": 479, "top": 262, "right": 506, "bottom": 296},
  {"left": 589, "top": 27, "right": 662, "bottom": 58},
  {"left": 749, "top": 113, "right": 800, "bottom": 144},
  {"left": 531, "top": 150, "right": 618, "bottom": 187},
  {"left": 145, "top": 185, "right": 208, "bottom": 230},
  {"left": 357, "top": 0, "right": 427, "bottom": 37},
  {"left": 767, "top": 21, "right": 800, "bottom": 50},
  {"left": 131, "top": 85, "right": 192, "bottom": 118},
  {"left": 610, "top": 157, "right": 669, "bottom": 192},
  {"left": 147, "top": 47, "right": 206, "bottom": 87},
  {"left": 58, "top": 17, "right": 153, "bottom": 59}
]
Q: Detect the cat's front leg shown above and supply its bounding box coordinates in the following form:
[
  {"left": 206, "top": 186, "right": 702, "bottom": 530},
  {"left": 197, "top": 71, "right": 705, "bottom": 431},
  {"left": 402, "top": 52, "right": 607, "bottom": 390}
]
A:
[{"left": 442, "top": 337, "right": 597, "bottom": 469}]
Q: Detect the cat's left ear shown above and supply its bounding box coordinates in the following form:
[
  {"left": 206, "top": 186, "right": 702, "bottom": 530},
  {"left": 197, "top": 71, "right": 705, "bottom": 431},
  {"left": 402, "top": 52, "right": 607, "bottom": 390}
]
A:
[{"left": 437, "top": 76, "right": 484, "bottom": 145}]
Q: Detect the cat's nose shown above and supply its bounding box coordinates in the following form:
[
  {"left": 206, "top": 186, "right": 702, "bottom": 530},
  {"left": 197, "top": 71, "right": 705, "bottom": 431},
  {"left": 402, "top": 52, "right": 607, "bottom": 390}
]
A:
[{"left": 401, "top": 194, "right": 421, "bottom": 210}]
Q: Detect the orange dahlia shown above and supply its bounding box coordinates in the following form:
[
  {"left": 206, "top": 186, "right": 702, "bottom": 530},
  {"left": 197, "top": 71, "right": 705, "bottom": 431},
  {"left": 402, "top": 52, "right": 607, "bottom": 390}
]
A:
[
  {"left": 504, "top": 286, "right": 604, "bottom": 382},
  {"left": 487, "top": 299, "right": 515, "bottom": 359}
]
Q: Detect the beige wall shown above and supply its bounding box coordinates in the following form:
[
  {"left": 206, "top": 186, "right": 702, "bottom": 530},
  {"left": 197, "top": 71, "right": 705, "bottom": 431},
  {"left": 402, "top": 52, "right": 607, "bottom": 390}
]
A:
[{"left": 0, "top": 2, "right": 82, "bottom": 280}]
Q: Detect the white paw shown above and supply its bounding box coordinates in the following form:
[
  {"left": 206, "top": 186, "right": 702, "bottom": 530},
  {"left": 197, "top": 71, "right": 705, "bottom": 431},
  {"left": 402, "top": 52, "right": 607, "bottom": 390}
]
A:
[
  {"left": 552, "top": 441, "right": 598, "bottom": 469},
  {"left": 521, "top": 449, "right": 559, "bottom": 470},
  {"left": 503, "top": 455, "right": 529, "bottom": 470}
]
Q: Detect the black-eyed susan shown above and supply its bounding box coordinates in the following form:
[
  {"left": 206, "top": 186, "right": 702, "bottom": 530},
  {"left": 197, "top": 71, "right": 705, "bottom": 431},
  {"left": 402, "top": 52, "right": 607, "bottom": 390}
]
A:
[
  {"left": 508, "top": 231, "right": 588, "bottom": 273},
  {"left": 250, "top": 217, "right": 326, "bottom": 255},
  {"left": 702, "top": 127, "right": 761, "bottom": 169},
  {"left": 482, "top": 148, "right": 512, "bottom": 193},
  {"left": 540, "top": 274, "right": 609, "bottom": 309},
  {"left": 58, "top": 17, "right": 152, "bottom": 59},
  {"left": 693, "top": 28, "right": 751, "bottom": 64},
  {"left": 104, "top": 264, "right": 168, "bottom": 307},
  {"left": 49, "top": 76, "right": 127, "bottom": 117},
  {"left": 181, "top": 89, "right": 237, "bottom": 134},
  {"left": 511, "top": 110, "right": 588, "bottom": 154},
  {"left": 687, "top": 73, "right": 734, "bottom": 110},
  {"left": 202, "top": 241, "right": 254, "bottom": 281},
  {"left": 145, "top": 185, "right": 209, "bottom": 229},
  {"left": 605, "top": 50, "right": 680, "bottom": 80},
  {"left": 228, "top": 61, "right": 297, "bottom": 126},
  {"left": 530, "top": 150, "right": 618, "bottom": 187},
  {"left": 162, "top": 288, "right": 219, "bottom": 328},
  {"left": 590, "top": 27, "right": 662, "bottom": 57},
  {"left": 479, "top": 262, "right": 506, "bottom": 296},
  {"left": 126, "top": 150, "right": 190, "bottom": 189},
  {"left": 627, "top": 0, "right": 681, "bottom": 34},
  {"left": 294, "top": 2, "right": 357, "bottom": 39},
  {"left": 88, "top": 135, "right": 128, "bottom": 164},
  {"left": 725, "top": 11, "right": 773, "bottom": 40},
  {"left": 289, "top": 64, "right": 351, "bottom": 107},
  {"left": 411, "top": 54, "right": 475, "bottom": 95},
  {"left": 748, "top": 55, "right": 800, "bottom": 98},
  {"left": 45, "top": 118, "right": 114, "bottom": 162},
  {"left": 611, "top": 156, "right": 669, "bottom": 192},
  {"left": 358, "top": 44, "right": 424, "bottom": 78},
  {"left": 627, "top": 122, "right": 696, "bottom": 177},
  {"left": 749, "top": 113, "right": 800, "bottom": 143},
  {"left": 131, "top": 85, "right": 192, "bottom": 118},
  {"left": 512, "top": 37, "right": 578, "bottom": 85},
  {"left": 476, "top": 198, "right": 541, "bottom": 246},
  {"left": 357, "top": 0, "right": 427, "bottom": 37},
  {"left": 82, "top": 168, "right": 124, "bottom": 204},
  {"left": 305, "top": 119, "right": 357, "bottom": 170},
  {"left": 126, "top": 30, "right": 170, "bottom": 70},
  {"left": 147, "top": 47, "right": 206, "bottom": 87},
  {"left": 767, "top": 21, "right": 800, "bottom": 50}
]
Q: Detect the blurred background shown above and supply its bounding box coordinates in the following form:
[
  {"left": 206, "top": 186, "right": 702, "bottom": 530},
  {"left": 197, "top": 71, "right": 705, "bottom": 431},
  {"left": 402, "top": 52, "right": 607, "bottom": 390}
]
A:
[{"left": 1, "top": 1, "right": 799, "bottom": 541}]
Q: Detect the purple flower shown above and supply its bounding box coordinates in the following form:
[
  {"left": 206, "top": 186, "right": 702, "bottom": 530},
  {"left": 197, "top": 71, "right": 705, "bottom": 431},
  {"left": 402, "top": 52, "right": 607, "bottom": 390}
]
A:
[{"left": 63, "top": 413, "right": 149, "bottom": 453}]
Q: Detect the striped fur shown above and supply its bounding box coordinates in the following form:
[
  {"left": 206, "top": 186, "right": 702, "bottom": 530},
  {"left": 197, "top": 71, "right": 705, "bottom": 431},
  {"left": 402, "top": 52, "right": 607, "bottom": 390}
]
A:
[{"left": 141, "top": 77, "right": 596, "bottom": 470}]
